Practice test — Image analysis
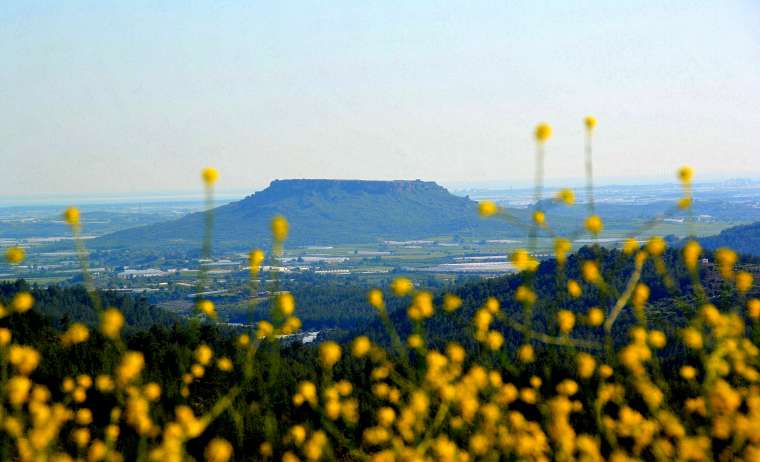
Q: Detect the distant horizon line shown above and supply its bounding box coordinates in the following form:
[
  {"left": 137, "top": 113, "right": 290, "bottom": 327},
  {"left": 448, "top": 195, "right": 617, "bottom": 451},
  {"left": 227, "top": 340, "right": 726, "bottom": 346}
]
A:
[{"left": 3, "top": 175, "right": 759, "bottom": 207}]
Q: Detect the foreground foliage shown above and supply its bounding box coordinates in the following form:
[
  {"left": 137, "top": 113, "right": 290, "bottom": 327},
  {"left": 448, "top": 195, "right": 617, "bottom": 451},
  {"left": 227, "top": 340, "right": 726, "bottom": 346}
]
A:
[{"left": 1, "top": 121, "right": 759, "bottom": 461}]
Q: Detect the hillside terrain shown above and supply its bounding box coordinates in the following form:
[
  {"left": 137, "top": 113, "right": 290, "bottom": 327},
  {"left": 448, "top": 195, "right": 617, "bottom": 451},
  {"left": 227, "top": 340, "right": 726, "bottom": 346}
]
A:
[
  {"left": 92, "top": 179, "right": 513, "bottom": 250},
  {"left": 698, "top": 221, "right": 760, "bottom": 256}
]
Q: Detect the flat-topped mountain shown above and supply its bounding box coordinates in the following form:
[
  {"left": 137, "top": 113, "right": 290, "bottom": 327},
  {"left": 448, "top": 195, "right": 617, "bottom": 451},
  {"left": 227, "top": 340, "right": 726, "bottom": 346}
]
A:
[{"left": 93, "top": 179, "right": 511, "bottom": 249}]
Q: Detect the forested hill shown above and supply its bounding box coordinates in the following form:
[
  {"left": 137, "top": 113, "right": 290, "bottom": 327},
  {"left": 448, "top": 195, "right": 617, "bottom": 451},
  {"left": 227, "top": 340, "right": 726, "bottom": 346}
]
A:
[
  {"left": 91, "top": 179, "right": 513, "bottom": 250},
  {"left": 698, "top": 221, "right": 760, "bottom": 257},
  {"left": 0, "top": 280, "right": 176, "bottom": 332}
]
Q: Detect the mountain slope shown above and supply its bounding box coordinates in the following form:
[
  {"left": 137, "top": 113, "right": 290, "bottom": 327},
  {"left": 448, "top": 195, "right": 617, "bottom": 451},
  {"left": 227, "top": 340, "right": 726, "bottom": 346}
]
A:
[
  {"left": 699, "top": 221, "right": 760, "bottom": 256},
  {"left": 92, "top": 179, "right": 512, "bottom": 249}
]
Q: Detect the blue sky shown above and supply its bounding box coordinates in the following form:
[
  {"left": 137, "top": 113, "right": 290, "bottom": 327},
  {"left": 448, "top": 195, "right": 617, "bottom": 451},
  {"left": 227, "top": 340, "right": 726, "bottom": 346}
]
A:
[{"left": 2, "top": 1, "right": 759, "bottom": 195}]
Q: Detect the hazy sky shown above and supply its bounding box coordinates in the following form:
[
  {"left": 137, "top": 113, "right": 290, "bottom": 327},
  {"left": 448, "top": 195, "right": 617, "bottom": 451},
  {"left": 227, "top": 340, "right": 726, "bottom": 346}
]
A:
[{"left": 2, "top": 1, "right": 759, "bottom": 196}]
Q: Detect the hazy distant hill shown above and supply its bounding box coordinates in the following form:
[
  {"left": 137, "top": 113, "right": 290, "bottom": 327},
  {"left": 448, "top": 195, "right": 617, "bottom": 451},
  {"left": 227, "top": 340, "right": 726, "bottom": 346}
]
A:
[
  {"left": 699, "top": 221, "right": 760, "bottom": 257},
  {"left": 93, "top": 179, "right": 513, "bottom": 249}
]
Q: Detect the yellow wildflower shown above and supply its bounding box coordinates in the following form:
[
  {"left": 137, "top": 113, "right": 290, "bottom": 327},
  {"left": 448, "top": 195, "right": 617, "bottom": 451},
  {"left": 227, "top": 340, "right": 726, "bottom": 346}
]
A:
[
  {"left": 0, "top": 327, "right": 11, "bottom": 346},
  {"left": 319, "top": 341, "right": 342, "bottom": 368},
  {"left": 5, "top": 246, "right": 25, "bottom": 264},
  {"left": 585, "top": 215, "right": 603, "bottom": 235},
  {"left": 443, "top": 293, "right": 462, "bottom": 312},
  {"left": 518, "top": 344, "right": 535, "bottom": 363},
  {"left": 271, "top": 215, "right": 289, "bottom": 241},
  {"left": 12, "top": 292, "right": 34, "bottom": 312},
  {"left": 63, "top": 207, "right": 80, "bottom": 226},
  {"left": 582, "top": 261, "right": 601, "bottom": 284},
  {"left": 390, "top": 277, "right": 413, "bottom": 296},
  {"left": 478, "top": 200, "right": 498, "bottom": 217},
  {"left": 116, "top": 351, "right": 145, "bottom": 385},
  {"left": 204, "top": 438, "right": 233, "bottom": 462},
  {"left": 276, "top": 292, "right": 295, "bottom": 316},
  {"left": 556, "top": 188, "right": 575, "bottom": 205},
  {"left": 584, "top": 116, "right": 597, "bottom": 131},
  {"left": 532, "top": 210, "right": 546, "bottom": 226},
  {"left": 62, "top": 323, "right": 90, "bottom": 346},
  {"left": 586, "top": 307, "right": 604, "bottom": 326},
  {"left": 623, "top": 238, "right": 639, "bottom": 255},
  {"left": 577, "top": 353, "right": 596, "bottom": 379},
  {"left": 646, "top": 236, "right": 666, "bottom": 256},
  {"left": 201, "top": 167, "right": 220, "bottom": 185},
  {"left": 197, "top": 299, "right": 216, "bottom": 318},
  {"left": 736, "top": 271, "right": 753, "bottom": 293},
  {"left": 195, "top": 345, "right": 213, "bottom": 365},
  {"left": 535, "top": 122, "right": 552, "bottom": 143},
  {"left": 217, "top": 357, "right": 233, "bottom": 372},
  {"left": 557, "top": 310, "right": 575, "bottom": 334},
  {"left": 249, "top": 249, "right": 265, "bottom": 273},
  {"left": 678, "top": 166, "right": 694, "bottom": 184},
  {"left": 683, "top": 240, "right": 701, "bottom": 270},
  {"left": 101, "top": 308, "right": 125, "bottom": 339},
  {"left": 407, "top": 334, "right": 424, "bottom": 349},
  {"left": 748, "top": 299, "right": 760, "bottom": 320},
  {"left": 351, "top": 336, "right": 371, "bottom": 358},
  {"left": 567, "top": 279, "right": 582, "bottom": 298},
  {"left": 486, "top": 331, "right": 504, "bottom": 350},
  {"left": 512, "top": 249, "right": 538, "bottom": 272},
  {"left": 680, "top": 366, "right": 697, "bottom": 380}
]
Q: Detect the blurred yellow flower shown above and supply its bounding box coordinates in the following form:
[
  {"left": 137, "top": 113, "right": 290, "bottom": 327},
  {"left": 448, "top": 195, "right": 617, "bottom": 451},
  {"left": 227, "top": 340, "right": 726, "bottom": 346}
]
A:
[
  {"left": 556, "top": 188, "right": 575, "bottom": 205},
  {"left": 478, "top": 200, "right": 498, "bottom": 217},
  {"left": 217, "top": 357, "right": 233, "bottom": 372},
  {"left": 257, "top": 320, "right": 273, "bottom": 338},
  {"left": 319, "top": 341, "right": 342, "bottom": 368},
  {"left": 678, "top": 166, "right": 694, "bottom": 184},
  {"left": 486, "top": 331, "right": 504, "bottom": 350},
  {"left": 532, "top": 210, "right": 546, "bottom": 226},
  {"left": 584, "top": 116, "right": 597, "bottom": 131},
  {"left": 249, "top": 249, "right": 265, "bottom": 274},
  {"left": 646, "top": 236, "right": 666, "bottom": 256},
  {"left": 12, "top": 292, "right": 34, "bottom": 312},
  {"left": 736, "top": 271, "right": 753, "bottom": 293},
  {"left": 201, "top": 167, "right": 220, "bottom": 185},
  {"left": 62, "top": 323, "right": 89, "bottom": 346},
  {"left": 622, "top": 238, "right": 639, "bottom": 255},
  {"left": 407, "top": 334, "right": 424, "bottom": 349},
  {"left": 554, "top": 238, "right": 572, "bottom": 265},
  {"left": 271, "top": 215, "right": 289, "bottom": 242},
  {"left": 63, "top": 207, "right": 80, "bottom": 226},
  {"left": 197, "top": 299, "right": 216, "bottom": 318},
  {"left": 577, "top": 353, "right": 596, "bottom": 379},
  {"left": 116, "top": 351, "right": 145, "bottom": 384},
  {"left": 748, "top": 299, "right": 760, "bottom": 320},
  {"left": 511, "top": 249, "right": 538, "bottom": 272},
  {"left": 101, "top": 308, "right": 125, "bottom": 339},
  {"left": 586, "top": 307, "right": 604, "bottom": 326},
  {"left": 680, "top": 366, "right": 697, "bottom": 380},
  {"left": 390, "top": 277, "right": 413, "bottom": 296},
  {"left": 715, "top": 248, "right": 737, "bottom": 279},
  {"left": 582, "top": 261, "right": 601, "bottom": 284},
  {"left": 518, "top": 344, "right": 535, "bottom": 363},
  {"left": 276, "top": 292, "right": 295, "bottom": 316},
  {"left": 567, "top": 279, "right": 582, "bottom": 298},
  {"left": 585, "top": 215, "right": 603, "bottom": 235},
  {"left": 535, "top": 122, "right": 552, "bottom": 143},
  {"left": 5, "top": 246, "right": 25, "bottom": 264},
  {"left": 204, "top": 438, "right": 233, "bottom": 462},
  {"left": 682, "top": 328, "right": 703, "bottom": 350},
  {"left": 557, "top": 310, "right": 575, "bottom": 334},
  {"left": 0, "top": 327, "right": 11, "bottom": 346},
  {"left": 352, "top": 336, "right": 371, "bottom": 358},
  {"left": 443, "top": 293, "right": 462, "bottom": 312},
  {"left": 195, "top": 345, "right": 213, "bottom": 365},
  {"left": 368, "top": 288, "right": 385, "bottom": 309},
  {"left": 683, "top": 240, "right": 702, "bottom": 270}
]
